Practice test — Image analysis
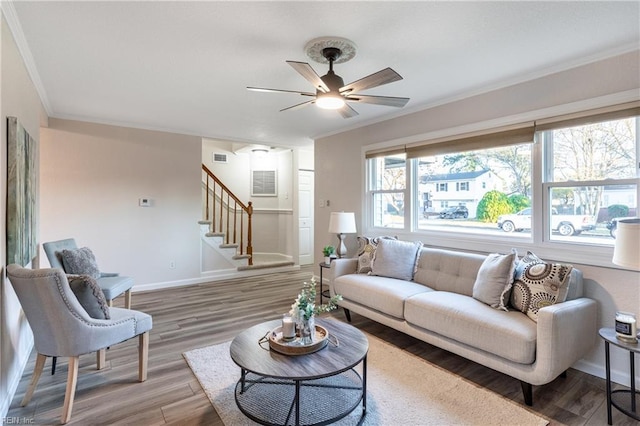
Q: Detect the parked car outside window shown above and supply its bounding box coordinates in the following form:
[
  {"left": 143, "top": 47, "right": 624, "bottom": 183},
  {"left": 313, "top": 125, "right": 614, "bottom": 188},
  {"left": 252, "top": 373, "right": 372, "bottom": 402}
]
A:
[{"left": 438, "top": 206, "right": 468, "bottom": 219}]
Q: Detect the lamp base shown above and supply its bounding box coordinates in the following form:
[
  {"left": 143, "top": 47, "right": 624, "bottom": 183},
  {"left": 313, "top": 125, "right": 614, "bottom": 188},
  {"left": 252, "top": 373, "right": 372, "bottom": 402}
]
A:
[{"left": 336, "top": 233, "right": 347, "bottom": 258}]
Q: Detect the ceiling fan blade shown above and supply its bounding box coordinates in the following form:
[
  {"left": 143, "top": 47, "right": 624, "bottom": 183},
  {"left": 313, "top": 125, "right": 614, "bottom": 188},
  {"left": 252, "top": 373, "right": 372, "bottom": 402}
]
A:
[
  {"left": 247, "top": 86, "right": 315, "bottom": 97},
  {"left": 345, "top": 94, "right": 410, "bottom": 108},
  {"left": 286, "top": 61, "right": 330, "bottom": 93},
  {"left": 280, "top": 99, "right": 315, "bottom": 112},
  {"left": 340, "top": 67, "right": 403, "bottom": 94},
  {"left": 338, "top": 103, "right": 359, "bottom": 119}
]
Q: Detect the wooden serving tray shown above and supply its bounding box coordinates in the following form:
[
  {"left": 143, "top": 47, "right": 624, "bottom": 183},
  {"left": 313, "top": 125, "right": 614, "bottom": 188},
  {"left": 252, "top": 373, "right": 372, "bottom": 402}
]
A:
[{"left": 268, "top": 324, "right": 329, "bottom": 355}]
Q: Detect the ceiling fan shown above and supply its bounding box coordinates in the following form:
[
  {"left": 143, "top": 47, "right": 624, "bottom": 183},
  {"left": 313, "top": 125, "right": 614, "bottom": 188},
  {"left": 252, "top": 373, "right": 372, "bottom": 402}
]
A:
[{"left": 247, "top": 41, "right": 409, "bottom": 119}]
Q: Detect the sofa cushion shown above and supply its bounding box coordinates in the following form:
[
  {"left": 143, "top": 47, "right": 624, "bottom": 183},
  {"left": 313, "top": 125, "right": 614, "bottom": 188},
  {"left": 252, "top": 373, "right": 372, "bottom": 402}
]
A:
[
  {"left": 333, "top": 274, "right": 433, "bottom": 319},
  {"left": 472, "top": 250, "right": 517, "bottom": 310},
  {"left": 510, "top": 251, "right": 573, "bottom": 322},
  {"left": 356, "top": 236, "right": 397, "bottom": 274},
  {"left": 405, "top": 291, "right": 537, "bottom": 364},
  {"left": 371, "top": 239, "right": 422, "bottom": 281},
  {"left": 61, "top": 247, "right": 101, "bottom": 279},
  {"left": 414, "top": 248, "right": 485, "bottom": 296},
  {"left": 67, "top": 274, "right": 110, "bottom": 319}
]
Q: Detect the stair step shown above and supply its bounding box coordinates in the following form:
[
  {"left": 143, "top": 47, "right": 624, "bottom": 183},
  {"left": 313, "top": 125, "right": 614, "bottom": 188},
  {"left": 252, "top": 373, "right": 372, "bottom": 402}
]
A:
[
  {"left": 233, "top": 254, "right": 251, "bottom": 260},
  {"left": 219, "top": 243, "right": 239, "bottom": 249},
  {"left": 198, "top": 220, "right": 211, "bottom": 225},
  {"left": 205, "top": 232, "right": 225, "bottom": 238},
  {"left": 237, "top": 261, "right": 295, "bottom": 271}
]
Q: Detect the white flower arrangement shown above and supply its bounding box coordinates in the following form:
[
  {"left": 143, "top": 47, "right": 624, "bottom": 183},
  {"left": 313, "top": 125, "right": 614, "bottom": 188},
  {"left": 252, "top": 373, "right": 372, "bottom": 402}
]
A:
[{"left": 289, "top": 277, "right": 342, "bottom": 321}]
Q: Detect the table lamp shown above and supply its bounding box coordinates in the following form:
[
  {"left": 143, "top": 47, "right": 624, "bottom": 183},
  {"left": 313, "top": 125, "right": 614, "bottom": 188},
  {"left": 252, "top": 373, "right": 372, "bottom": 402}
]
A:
[
  {"left": 328, "top": 212, "right": 357, "bottom": 258},
  {"left": 611, "top": 217, "right": 640, "bottom": 341}
]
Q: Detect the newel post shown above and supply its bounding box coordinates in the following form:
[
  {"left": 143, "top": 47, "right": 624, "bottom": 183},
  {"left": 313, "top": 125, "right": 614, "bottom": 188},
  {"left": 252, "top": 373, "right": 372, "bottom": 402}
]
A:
[{"left": 247, "top": 202, "right": 253, "bottom": 265}]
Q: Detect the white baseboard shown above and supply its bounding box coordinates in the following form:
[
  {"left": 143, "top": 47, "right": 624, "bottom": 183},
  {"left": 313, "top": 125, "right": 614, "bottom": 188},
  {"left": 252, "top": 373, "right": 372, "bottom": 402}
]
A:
[
  {"left": 1, "top": 334, "right": 33, "bottom": 420},
  {"left": 573, "top": 358, "right": 640, "bottom": 387}
]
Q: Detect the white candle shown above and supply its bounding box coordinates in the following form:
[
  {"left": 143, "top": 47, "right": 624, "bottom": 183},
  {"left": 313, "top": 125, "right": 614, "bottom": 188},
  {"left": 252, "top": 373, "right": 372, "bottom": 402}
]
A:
[
  {"left": 282, "top": 316, "right": 295, "bottom": 340},
  {"left": 615, "top": 311, "right": 637, "bottom": 341}
]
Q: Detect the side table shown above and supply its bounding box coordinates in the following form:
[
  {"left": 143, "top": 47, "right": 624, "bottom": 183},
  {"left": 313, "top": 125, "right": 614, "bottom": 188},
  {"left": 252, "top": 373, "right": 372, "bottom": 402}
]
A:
[
  {"left": 599, "top": 327, "right": 640, "bottom": 424},
  {"left": 318, "top": 262, "right": 331, "bottom": 304}
]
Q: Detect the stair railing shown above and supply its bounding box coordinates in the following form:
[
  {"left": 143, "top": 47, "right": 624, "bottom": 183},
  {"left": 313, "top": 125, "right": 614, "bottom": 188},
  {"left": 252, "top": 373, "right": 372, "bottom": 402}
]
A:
[{"left": 202, "top": 164, "right": 253, "bottom": 265}]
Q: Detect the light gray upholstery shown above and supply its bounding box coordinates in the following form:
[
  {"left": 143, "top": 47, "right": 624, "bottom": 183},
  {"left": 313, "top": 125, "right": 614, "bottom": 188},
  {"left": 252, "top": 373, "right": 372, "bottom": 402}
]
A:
[
  {"left": 6, "top": 264, "right": 152, "bottom": 424},
  {"left": 7, "top": 265, "right": 151, "bottom": 356},
  {"left": 330, "top": 246, "right": 598, "bottom": 405},
  {"left": 43, "top": 238, "right": 133, "bottom": 304}
]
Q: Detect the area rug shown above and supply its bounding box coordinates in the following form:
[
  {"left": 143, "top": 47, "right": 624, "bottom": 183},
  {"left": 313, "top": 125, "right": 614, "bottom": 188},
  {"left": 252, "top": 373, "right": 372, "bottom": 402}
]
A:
[{"left": 183, "top": 333, "right": 548, "bottom": 426}]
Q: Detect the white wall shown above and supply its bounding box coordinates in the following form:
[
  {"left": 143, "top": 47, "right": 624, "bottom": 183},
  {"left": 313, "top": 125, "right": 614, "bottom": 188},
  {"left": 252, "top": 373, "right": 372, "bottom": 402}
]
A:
[
  {"left": 40, "top": 119, "right": 202, "bottom": 285},
  {"left": 315, "top": 50, "right": 640, "bottom": 385},
  {"left": 0, "top": 12, "right": 46, "bottom": 418}
]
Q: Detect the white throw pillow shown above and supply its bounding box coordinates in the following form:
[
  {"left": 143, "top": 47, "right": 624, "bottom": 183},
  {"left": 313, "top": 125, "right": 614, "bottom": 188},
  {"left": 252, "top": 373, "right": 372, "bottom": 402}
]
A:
[
  {"left": 472, "top": 250, "right": 518, "bottom": 310},
  {"left": 371, "top": 239, "right": 423, "bottom": 281}
]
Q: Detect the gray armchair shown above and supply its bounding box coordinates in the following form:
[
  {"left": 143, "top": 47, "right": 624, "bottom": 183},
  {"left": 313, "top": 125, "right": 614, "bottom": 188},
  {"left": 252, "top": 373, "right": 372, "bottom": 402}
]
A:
[
  {"left": 43, "top": 238, "right": 133, "bottom": 308},
  {"left": 7, "top": 264, "right": 152, "bottom": 424}
]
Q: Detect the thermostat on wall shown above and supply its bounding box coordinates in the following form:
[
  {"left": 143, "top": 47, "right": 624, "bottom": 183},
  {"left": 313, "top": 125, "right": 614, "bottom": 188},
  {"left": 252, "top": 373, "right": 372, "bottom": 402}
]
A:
[{"left": 139, "top": 198, "right": 152, "bottom": 207}]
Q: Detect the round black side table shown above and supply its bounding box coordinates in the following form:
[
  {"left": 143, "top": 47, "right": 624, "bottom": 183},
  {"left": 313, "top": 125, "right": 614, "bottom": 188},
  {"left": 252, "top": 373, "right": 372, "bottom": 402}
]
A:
[{"left": 599, "top": 327, "right": 640, "bottom": 425}]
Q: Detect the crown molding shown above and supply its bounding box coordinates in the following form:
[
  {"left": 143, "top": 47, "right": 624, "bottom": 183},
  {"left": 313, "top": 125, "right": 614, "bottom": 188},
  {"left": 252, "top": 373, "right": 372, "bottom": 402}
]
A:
[{"left": 2, "top": 1, "right": 53, "bottom": 116}]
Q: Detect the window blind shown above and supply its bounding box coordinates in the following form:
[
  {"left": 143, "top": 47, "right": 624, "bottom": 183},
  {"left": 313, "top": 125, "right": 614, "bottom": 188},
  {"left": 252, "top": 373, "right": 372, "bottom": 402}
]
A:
[
  {"left": 534, "top": 101, "right": 640, "bottom": 131},
  {"left": 405, "top": 122, "right": 535, "bottom": 159}
]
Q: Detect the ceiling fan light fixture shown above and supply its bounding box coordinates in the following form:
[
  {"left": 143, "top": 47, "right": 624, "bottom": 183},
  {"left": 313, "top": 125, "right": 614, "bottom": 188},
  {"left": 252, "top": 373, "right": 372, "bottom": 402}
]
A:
[{"left": 316, "top": 93, "right": 345, "bottom": 110}]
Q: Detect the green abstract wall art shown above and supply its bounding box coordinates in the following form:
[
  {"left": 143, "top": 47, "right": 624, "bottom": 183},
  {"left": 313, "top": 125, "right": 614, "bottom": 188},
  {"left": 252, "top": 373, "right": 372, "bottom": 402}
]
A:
[{"left": 7, "top": 116, "right": 36, "bottom": 266}]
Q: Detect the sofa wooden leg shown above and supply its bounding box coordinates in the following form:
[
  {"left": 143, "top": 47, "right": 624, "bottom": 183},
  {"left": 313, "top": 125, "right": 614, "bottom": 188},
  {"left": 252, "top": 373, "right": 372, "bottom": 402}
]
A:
[
  {"left": 520, "top": 381, "right": 533, "bottom": 406},
  {"left": 343, "top": 308, "right": 351, "bottom": 322}
]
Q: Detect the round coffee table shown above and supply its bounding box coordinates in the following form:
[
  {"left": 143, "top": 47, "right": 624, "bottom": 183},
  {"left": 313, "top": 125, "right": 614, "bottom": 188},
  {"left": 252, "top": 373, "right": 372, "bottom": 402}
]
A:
[{"left": 230, "top": 317, "right": 368, "bottom": 426}]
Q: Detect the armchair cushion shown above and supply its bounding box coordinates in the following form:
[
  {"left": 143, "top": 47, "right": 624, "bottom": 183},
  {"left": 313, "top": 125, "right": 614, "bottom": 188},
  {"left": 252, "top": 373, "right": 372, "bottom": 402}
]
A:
[
  {"left": 61, "top": 247, "right": 101, "bottom": 279},
  {"left": 67, "top": 274, "right": 110, "bottom": 320}
]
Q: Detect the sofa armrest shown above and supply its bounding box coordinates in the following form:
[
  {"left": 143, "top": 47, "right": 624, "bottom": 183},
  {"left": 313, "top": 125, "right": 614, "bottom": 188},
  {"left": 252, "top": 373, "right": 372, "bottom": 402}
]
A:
[
  {"left": 329, "top": 258, "right": 358, "bottom": 297},
  {"left": 331, "top": 258, "right": 358, "bottom": 280},
  {"left": 535, "top": 297, "right": 597, "bottom": 382}
]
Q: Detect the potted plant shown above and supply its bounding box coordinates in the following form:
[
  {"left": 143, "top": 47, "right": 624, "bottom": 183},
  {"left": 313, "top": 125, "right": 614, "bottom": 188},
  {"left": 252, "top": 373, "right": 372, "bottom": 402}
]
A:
[{"left": 322, "top": 245, "right": 335, "bottom": 264}]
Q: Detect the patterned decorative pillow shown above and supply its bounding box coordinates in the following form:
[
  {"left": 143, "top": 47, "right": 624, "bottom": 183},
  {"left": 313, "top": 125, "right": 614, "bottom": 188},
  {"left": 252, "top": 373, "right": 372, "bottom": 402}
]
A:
[
  {"left": 61, "top": 247, "right": 101, "bottom": 279},
  {"left": 509, "top": 251, "right": 573, "bottom": 322},
  {"left": 472, "top": 250, "right": 518, "bottom": 311},
  {"left": 357, "top": 236, "right": 397, "bottom": 274},
  {"left": 67, "top": 274, "right": 110, "bottom": 319}
]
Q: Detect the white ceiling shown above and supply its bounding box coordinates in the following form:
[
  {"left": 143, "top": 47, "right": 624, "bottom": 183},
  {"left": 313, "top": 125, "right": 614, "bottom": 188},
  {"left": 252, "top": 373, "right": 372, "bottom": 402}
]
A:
[{"left": 6, "top": 1, "right": 640, "bottom": 148}]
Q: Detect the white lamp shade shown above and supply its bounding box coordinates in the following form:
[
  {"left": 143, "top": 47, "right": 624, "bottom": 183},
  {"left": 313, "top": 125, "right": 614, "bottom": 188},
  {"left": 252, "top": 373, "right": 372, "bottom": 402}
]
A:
[
  {"left": 328, "top": 212, "right": 357, "bottom": 234},
  {"left": 612, "top": 218, "right": 640, "bottom": 270}
]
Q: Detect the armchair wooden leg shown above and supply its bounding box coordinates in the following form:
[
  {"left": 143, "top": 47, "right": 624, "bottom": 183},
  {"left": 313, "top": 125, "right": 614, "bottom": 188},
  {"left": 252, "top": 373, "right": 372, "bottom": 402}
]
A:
[
  {"left": 138, "top": 332, "right": 149, "bottom": 382},
  {"left": 21, "top": 353, "right": 46, "bottom": 406},
  {"left": 61, "top": 356, "right": 79, "bottom": 424},
  {"left": 124, "top": 289, "right": 132, "bottom": 309},
  {"left": 97, "top": 348, "right": 106, "bottom": 370}
]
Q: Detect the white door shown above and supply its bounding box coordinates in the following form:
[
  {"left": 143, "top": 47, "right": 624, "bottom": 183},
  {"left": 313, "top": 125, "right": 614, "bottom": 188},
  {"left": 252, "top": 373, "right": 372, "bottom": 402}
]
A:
[{"left": 298, "top": 170, "right": 314, "bottom": 265}]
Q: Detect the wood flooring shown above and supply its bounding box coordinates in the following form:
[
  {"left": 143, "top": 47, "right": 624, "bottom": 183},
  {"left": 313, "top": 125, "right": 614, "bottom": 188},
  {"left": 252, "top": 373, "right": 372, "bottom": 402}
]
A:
[{"left": 6, "top": 266, "right": 637, "bottom": 425}]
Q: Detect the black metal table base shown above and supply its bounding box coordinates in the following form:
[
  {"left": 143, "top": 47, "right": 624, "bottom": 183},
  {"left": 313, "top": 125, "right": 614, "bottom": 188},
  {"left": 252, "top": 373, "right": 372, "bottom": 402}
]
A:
[
  {"left": 235, "top": 360, "right": 367, "bottom": 426},
  {"left": 604, "top": 340, "right": 639, "bottom": 424}
]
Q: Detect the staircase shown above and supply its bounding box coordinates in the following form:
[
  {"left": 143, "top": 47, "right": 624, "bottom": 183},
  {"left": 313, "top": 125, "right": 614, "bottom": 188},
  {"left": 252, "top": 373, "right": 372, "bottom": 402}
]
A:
[{"left": 201, "top": 165, "right": 295, "bottom": 276}]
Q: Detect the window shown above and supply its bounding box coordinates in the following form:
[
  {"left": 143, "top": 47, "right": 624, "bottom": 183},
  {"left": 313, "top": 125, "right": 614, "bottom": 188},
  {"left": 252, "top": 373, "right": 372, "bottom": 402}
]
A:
[
  {"left": 368, "top": 154, "right": 406, "bottom": 228},
  {"left": 416, "top": 143, "right": 532, "bottom": 233},
  {"left": 365, "top": 104, "right": 639, "bottom": 265},
  {"left": 541, "top": 116, "right": 638, "bottom": 243},
  {"left": 457, "top": 182, "right": 469, "bottom": 191}
]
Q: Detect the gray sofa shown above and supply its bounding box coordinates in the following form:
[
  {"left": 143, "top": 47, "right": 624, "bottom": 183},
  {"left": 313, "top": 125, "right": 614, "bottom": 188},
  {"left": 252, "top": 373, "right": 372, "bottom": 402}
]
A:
[{"left": 329, "top": 245, "right": 597, "bottom": 406}]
